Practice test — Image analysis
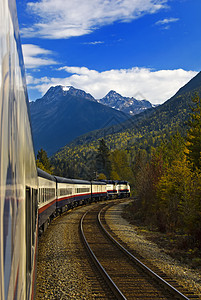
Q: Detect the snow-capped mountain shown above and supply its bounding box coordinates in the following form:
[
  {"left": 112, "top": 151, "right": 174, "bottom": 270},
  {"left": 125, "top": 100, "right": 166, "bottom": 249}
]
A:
[
  {"left": 40, "top": 85, "right": 96, "bottom": 104},
  {"left": 29, "top": 86, "right": 129, "bottom": 155},
  {"left": 98, "top": 90, "right": 153, "bottom": 115},
  {"left": 40, "top": 86, "right": 153, "bottom": 115}
]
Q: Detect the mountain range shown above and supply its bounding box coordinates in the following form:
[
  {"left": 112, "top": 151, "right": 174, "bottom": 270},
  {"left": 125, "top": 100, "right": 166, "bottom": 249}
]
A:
[
  {"left": 53, "top": 71, "right": 201, "bottom": 158},
  {"left": 30, "top": 71, "right": 201, "bottom": 157},
  {"left": 29, "top": 86, "right": 153, "bottom": 155},
  {"left": 30, "top": 86, "right": 130, "bottom": 155}
]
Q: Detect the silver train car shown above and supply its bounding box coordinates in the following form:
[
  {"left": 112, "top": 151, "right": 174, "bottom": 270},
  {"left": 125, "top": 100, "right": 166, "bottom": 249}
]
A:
[
  {"left": 37, "top": 169, "right": 131, "bottom": 233},
  {"left": 37, "top": 168, "right": 107, "bottom": 232},
  {"left": 106, "top": 180, "right": 118, "bottom": 199},
  {"left": 0, "top": 0, "right": 38, "bottom": 299},
  {"left": 0, "top": 1, "right": 131, "bottom": 299},
  {"left": 38, "top": 169, "right": 57, "bottom": 232}
]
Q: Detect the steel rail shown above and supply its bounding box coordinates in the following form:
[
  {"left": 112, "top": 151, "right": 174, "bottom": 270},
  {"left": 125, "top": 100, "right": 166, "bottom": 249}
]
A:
[
  {"left": 80, "top": 210, "right": 127, "bottom": 300},
  {"left": 98, "top": 206, "right": 190, "bottom": 300},
  {"left": 80, "top": 209, "right": 127, "bottom": 300}
]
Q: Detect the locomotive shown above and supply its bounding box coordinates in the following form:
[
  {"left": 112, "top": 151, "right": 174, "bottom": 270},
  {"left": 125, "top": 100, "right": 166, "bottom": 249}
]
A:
[{"left": 0, "top": 0, "right": 130, "bottom": 299}]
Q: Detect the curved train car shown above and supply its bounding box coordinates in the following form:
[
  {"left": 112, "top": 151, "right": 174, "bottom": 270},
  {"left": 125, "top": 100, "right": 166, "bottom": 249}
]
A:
[
  {"left": 55, "top": 176, "right": 94, "bottom": 213},
  {"left": 0, "top": 1, "right": 131, "bottom": 298},
  {"left": 91, "top": 180, "right": 107, "bottom": 200},
  {"left": 55, "top": 176, "right": 75, "bottom": 213},
  {"left": 104, "top": 180, "right": 118, "bottom": 199},
  {"left": 0, "top": 0, "right": 38, "bottom": 299},
  {"left": 38, "top": 169, "right": 56, "bottom": 232},
  {"left": 39, "top": 171, "right": 107, "bottom": 230},
  {"left": 70, "top": 179, "right": 92, "bottom": 206}
]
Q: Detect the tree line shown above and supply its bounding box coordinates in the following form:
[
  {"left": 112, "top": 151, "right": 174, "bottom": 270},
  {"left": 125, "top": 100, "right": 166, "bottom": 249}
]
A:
[
  {"left": 37, "top": 138, "right": 134, "bottom": 182},
  {"left": 133, "top": 95, "right": 201, "bottom": 247}
]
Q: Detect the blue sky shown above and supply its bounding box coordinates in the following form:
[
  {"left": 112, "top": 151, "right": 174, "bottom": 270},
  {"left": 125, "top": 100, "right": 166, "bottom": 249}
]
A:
[{"left": 16, "top": 0, "right": 201, "bottom": 104}]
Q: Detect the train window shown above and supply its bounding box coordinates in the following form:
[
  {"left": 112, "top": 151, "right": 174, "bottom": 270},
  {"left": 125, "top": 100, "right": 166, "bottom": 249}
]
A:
[
  {"left": 41, "top": 188, "right": 43, "bottom": 203},
  {"left": 41, "top": 188, "right": 56, "bottom": 201},
  {"left": 39, "top": 188, "right": 42, "bottom": 203},
  {"left": 32, "top": 188, "right": 38, "bottom": 244},
  {"left": 76, "top": 188, "right": 90, "bottom": 193},
  {"left": 59, "top": 188, "right": 72, "bottom": 196},
  {"left": 48, "top": 188, "right": 55, "bottom": 200},
  {"left": 25, "top": 186, "right": 32, "bottom": 276}
]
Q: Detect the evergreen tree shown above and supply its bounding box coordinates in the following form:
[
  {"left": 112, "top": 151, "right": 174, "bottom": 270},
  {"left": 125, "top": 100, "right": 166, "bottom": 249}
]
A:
[
  {"left": 110, "top": 149, "right": 133, "bottom": 182},
  {"left": 96, "top": 139, "right": 111, "bottom": 179},
  {"left": 186, "top": 94, "right": 201, "bottom": 170},
  {"left": 36, "top": 148, "right": 52, "bottom": 174}
]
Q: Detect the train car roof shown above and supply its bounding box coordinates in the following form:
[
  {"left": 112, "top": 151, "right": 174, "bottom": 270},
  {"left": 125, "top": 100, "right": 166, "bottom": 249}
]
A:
[
  {"left": 37, "top": 168, "right": 56, "bottom": 181},
  {"left": 91, "top": 181, "right": 106, "bottom": 185},
  {"left": 100, "top": 180, "right": 117, "bottom": 184},
  {"left": 54, "top": 177, "right": 106, "bottom": 185},
  {"left": 54, "top": 176, "right": 91, "bottom": 185},
  {"left": 54, "top": 176, "right": 74, "bottom": 184},
  {"left": 72, "top": 179, "right": 91, "bottom": 185}
]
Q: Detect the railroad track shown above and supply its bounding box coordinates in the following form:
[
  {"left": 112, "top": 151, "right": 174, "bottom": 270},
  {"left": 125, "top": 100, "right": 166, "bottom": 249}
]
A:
[
  {"left": 36, "top": 203, "right": 117, "bottom": 299},
  {"left": 80, "top": 202, "right": 199, "bottom": 300}
]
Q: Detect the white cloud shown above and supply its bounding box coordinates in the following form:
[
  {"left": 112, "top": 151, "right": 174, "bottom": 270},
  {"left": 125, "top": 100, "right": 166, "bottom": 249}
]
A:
[
  {"left": 26, "top": 75, "right": 50, "bottom": 85},
  {"left": 22, "top": 44, "right": 58, "bottom": 68},
  {"left": 27, "top": 66, "right": 197, "bottom": 104},
  {"left": 22, "top": 0, "right": 168, "bottom": 39},
  {"left": 84, "top": 41, "right": 105, "bottom": 45},
  {"left": 156, "top": 17, "right": 179, "bottom": 25}
]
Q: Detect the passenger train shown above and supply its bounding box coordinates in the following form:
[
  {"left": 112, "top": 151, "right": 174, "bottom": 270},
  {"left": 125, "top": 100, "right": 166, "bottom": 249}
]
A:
[
  {"left": 0, "top": 1, "right": 130, "bottom": 299},
  {"left": 38, "top": 168, "right": 130, "bottom": 233}
]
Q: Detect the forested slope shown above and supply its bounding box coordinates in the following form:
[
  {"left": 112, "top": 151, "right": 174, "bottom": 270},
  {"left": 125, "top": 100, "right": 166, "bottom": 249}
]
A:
[{"left": 51, "top": 72, "right": 201, "bottom": 180}]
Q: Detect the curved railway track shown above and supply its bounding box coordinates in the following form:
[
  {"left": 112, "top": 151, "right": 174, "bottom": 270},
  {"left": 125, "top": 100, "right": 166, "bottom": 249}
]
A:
[
  {"left": 80, "top": 202, "right": 199, "bottom": 300},
  {"left": 36, "top": 203, "right": 117, "bottom": 299}
]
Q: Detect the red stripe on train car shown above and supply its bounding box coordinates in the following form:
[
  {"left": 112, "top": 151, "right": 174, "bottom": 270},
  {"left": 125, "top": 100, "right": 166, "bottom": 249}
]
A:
[
  {"left": 74, "top": 193, "right": 91, "bottom": 198},
  {"left": 38, "top": 199, "right": 56, "bottom": 214},
  {"left": 57, "top": 194, "right": 74, "bottom": 202},
  {"left": 57, "top": 193, "right": 91, "bottom": 202},
  {"left": 57, "top": 192, "right": 107, "bottom": 202}
]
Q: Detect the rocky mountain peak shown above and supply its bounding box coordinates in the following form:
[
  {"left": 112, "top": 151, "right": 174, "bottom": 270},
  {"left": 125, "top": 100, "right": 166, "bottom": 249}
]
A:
[
  {"left": 41, "top": 85, "right": 95, "bottom": 104},
  {"left": 99, "top": 90, "right": 152, "bottom": 115},
  {"left": 29, "top": 86, "right": 130, "bottom": 155},
  {"left": 43, "top": 85, "right": 65, "bottom": 102},
  {"left": 107, "top": 90, "right": 121, "bottom": 96},
  {"left": 67, "top": 86, "right": 95, "bottom": 101},
  {"left": 104, "top": 90, "right": 124, "bottom": 100}
]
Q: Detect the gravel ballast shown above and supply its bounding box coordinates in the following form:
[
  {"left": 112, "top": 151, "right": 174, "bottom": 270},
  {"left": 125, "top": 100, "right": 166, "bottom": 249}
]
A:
[
  {"left": 105, "top": 200, "right": 201, "bottom": 299},
  {"left": 36, "top": 204, "right": 112, "bottom": 299},
  {"left": 36, "top": 199, "right": 201, "bottom": 299}
]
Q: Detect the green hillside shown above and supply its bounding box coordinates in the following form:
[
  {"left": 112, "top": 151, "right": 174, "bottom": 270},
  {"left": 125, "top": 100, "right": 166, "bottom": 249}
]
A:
[{"left": 51, "top": 72, "right": 201, "bottom": 180}]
